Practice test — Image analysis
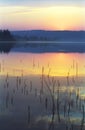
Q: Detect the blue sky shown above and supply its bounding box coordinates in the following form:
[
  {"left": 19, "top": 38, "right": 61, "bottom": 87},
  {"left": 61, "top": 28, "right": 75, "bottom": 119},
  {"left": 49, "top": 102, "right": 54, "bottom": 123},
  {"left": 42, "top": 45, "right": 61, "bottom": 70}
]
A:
[{"left": 0, "top": 0, "right": 85, "bottom": 7}]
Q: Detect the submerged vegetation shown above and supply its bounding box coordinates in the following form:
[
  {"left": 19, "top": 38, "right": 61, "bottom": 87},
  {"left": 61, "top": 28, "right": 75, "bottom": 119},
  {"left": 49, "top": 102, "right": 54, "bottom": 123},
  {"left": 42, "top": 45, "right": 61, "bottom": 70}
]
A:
[{"left": 0, "top": 30, "right": 15, "bottom": 52}]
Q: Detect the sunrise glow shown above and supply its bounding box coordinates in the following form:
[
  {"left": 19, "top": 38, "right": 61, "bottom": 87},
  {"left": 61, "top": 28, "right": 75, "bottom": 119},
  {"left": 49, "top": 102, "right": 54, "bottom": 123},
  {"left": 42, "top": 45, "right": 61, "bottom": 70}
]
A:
[{"left": 0, "top": 5, "right": 85, "bottom": 30}]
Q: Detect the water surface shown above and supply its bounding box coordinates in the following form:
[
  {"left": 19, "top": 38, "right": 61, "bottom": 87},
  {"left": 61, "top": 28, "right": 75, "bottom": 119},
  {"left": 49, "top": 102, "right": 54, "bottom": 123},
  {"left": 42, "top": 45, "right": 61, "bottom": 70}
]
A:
[{"left": 0, "top": 52, "right": 85, "bottom": 130}]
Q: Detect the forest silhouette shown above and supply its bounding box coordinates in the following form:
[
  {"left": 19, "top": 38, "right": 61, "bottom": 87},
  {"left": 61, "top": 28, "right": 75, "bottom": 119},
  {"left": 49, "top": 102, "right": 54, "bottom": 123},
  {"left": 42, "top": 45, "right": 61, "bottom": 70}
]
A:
[{"left": 0, "top": 30, "right": 15, "bottom": 52}]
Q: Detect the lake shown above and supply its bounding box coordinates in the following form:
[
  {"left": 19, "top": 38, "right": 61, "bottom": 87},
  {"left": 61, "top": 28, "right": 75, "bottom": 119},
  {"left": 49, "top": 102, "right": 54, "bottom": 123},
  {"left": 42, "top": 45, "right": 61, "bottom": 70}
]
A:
[{"left": 0, "top": 52, "right": 85, "bottom": 130}]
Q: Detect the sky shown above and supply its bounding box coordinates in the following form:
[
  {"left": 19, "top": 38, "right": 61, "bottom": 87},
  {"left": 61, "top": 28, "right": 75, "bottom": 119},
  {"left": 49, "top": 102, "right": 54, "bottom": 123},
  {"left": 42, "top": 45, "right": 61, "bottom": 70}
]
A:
[{"left": 0, "top": 0, "right": 85, "bottom": 31}]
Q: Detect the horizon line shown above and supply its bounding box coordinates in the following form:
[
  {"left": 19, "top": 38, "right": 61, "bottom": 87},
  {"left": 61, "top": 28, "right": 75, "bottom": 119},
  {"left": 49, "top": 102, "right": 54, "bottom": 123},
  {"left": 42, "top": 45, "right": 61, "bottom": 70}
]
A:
[{"left": 10, "top": 29, "right": 85, "bottom": 32}]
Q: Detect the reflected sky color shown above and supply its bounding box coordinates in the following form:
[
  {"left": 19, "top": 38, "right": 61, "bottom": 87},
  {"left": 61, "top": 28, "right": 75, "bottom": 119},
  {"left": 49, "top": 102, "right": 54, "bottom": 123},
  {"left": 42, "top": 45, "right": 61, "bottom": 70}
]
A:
[
  {"left": 0, "top": 52, "right": 85, "bottom": 77},
  {"left": 0, "top": 52, "right": 85, "bottom": 130},
  {"left": 0, "top": 0, "right": 85, "bottom": 30}
]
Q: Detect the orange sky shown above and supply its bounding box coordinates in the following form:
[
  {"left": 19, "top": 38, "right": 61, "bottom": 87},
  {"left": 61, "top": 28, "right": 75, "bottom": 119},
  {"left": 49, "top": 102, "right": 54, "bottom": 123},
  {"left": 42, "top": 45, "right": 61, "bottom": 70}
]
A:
[{"left": 0, "top": 6, "right": 85, "bottom": 30}]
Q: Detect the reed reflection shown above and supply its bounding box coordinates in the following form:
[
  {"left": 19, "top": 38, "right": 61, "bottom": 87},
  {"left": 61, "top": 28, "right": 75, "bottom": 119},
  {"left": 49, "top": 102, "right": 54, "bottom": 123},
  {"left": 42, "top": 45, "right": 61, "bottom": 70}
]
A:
[{"left": 0, "top": 52, "right": 85, "bottom": 130}]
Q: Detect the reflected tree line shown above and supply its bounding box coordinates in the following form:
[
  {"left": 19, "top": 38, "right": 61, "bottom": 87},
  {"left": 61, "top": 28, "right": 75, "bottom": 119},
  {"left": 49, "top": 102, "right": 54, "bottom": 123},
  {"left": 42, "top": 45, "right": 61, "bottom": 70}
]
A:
[{"left": 0, "top": 30, "right": 15, "bottom": 52}]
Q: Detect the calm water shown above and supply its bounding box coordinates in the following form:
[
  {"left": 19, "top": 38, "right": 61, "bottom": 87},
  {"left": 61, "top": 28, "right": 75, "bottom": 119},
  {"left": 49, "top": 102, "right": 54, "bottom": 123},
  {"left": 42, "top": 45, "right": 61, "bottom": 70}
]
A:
[{"left": 0, "top": 52, "right": 85, "bottom": 130}]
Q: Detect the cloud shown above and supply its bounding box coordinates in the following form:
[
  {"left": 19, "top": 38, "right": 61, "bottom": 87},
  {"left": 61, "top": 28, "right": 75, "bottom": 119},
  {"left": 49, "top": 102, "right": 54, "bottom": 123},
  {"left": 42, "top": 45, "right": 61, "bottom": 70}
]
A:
[{"left": 0, "top": 6, "right": 37, "bottom": 15}]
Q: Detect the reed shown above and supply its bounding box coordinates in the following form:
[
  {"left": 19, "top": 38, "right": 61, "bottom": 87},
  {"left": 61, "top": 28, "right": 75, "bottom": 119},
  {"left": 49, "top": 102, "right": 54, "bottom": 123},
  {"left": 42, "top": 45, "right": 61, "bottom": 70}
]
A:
[
  {"left": 45, "top": 97, "right": 48, "bottom": 110},
  {"left": 41, "top": 66, "right": 44, "bottom": 94},
  {"left": 6, "top": 92, "right": 9, "bottom": 108},
  {"left": 43, "top": 74, "right": 57, "bottom": 130},
  {"left": 27, "top": 105, "right": 31, "bottom": 125},
  {"left": 30, "top": 80, "right": 32, "bottom": 92},
  {"left": 57, "top": 80, "right": 61, "bottom": 122},
  {"left": 80, "top": 104, "right": 85, "bottom": 130}
]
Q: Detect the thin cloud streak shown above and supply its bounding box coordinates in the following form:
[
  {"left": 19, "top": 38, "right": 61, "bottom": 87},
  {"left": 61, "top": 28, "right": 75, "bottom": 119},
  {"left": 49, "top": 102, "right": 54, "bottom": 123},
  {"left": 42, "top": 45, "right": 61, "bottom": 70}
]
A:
[{"left": 0, "top": 6, "right": 39, "bottom": 15}]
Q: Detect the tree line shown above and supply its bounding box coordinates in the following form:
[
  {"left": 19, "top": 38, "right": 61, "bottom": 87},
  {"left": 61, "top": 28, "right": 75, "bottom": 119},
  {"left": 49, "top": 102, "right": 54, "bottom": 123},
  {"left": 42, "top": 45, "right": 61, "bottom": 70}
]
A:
[{"left": 0, "top": 30, "right": 15, "bottom": 52}]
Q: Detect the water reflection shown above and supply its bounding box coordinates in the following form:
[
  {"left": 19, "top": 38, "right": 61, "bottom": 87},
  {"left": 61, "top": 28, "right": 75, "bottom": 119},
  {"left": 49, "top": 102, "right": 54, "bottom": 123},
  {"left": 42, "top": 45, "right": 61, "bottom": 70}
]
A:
[
  {"left": 0, "top": 52, "right": 85, "bottom": 76},
  {"left": 0, "top": 52, "right": 85, "bottom": 130}
]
